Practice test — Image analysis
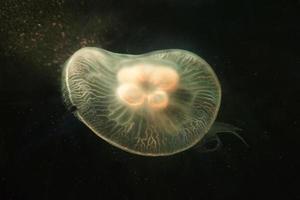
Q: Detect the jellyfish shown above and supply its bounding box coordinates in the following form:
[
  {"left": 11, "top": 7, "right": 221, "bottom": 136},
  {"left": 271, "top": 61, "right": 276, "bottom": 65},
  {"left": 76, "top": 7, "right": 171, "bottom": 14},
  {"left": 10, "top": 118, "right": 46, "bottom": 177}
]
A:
[{"left": 62, "top": 47, "right": 246, "bottom": 156}]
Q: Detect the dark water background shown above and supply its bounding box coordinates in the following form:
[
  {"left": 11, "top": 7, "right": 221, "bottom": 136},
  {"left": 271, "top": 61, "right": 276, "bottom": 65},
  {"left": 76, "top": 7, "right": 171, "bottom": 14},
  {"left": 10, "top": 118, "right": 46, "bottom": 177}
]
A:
[{"left": 0, "top": 0, "right": 299, "bottom": 199}]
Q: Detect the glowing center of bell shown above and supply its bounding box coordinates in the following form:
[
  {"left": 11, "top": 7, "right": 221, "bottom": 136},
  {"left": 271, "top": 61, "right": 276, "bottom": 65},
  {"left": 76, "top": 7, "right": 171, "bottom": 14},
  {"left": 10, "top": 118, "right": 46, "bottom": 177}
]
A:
[{"left": 116, "top": 64, "right": 179, "bottom": 110}]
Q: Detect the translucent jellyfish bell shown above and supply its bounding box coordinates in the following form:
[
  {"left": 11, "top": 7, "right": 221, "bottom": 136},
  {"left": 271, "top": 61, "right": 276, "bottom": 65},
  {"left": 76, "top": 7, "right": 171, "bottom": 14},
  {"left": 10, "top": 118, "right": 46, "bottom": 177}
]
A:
[{"left": 62, "top": 47, "right": 221, "bottom": 156}]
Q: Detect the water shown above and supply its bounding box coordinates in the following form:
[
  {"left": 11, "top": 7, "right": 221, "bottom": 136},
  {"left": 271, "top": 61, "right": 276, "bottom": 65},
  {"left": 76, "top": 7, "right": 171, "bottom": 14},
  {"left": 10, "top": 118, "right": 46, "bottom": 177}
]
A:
[{"left": 0, "top": 0, "right": 299, "bottom": 199}]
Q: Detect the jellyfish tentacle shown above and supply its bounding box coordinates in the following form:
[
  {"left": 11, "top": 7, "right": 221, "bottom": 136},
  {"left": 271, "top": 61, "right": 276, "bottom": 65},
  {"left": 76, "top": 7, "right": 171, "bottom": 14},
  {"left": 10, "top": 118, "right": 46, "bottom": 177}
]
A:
[
  {"left": 193, "top": 135, "right": 223, "bottom": 153},
  {"left": 192, "top": 122, "right": 248, "bottom": 153},
  {"left": 208, "top": 122, "right": 249, "bottom": 147}
]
